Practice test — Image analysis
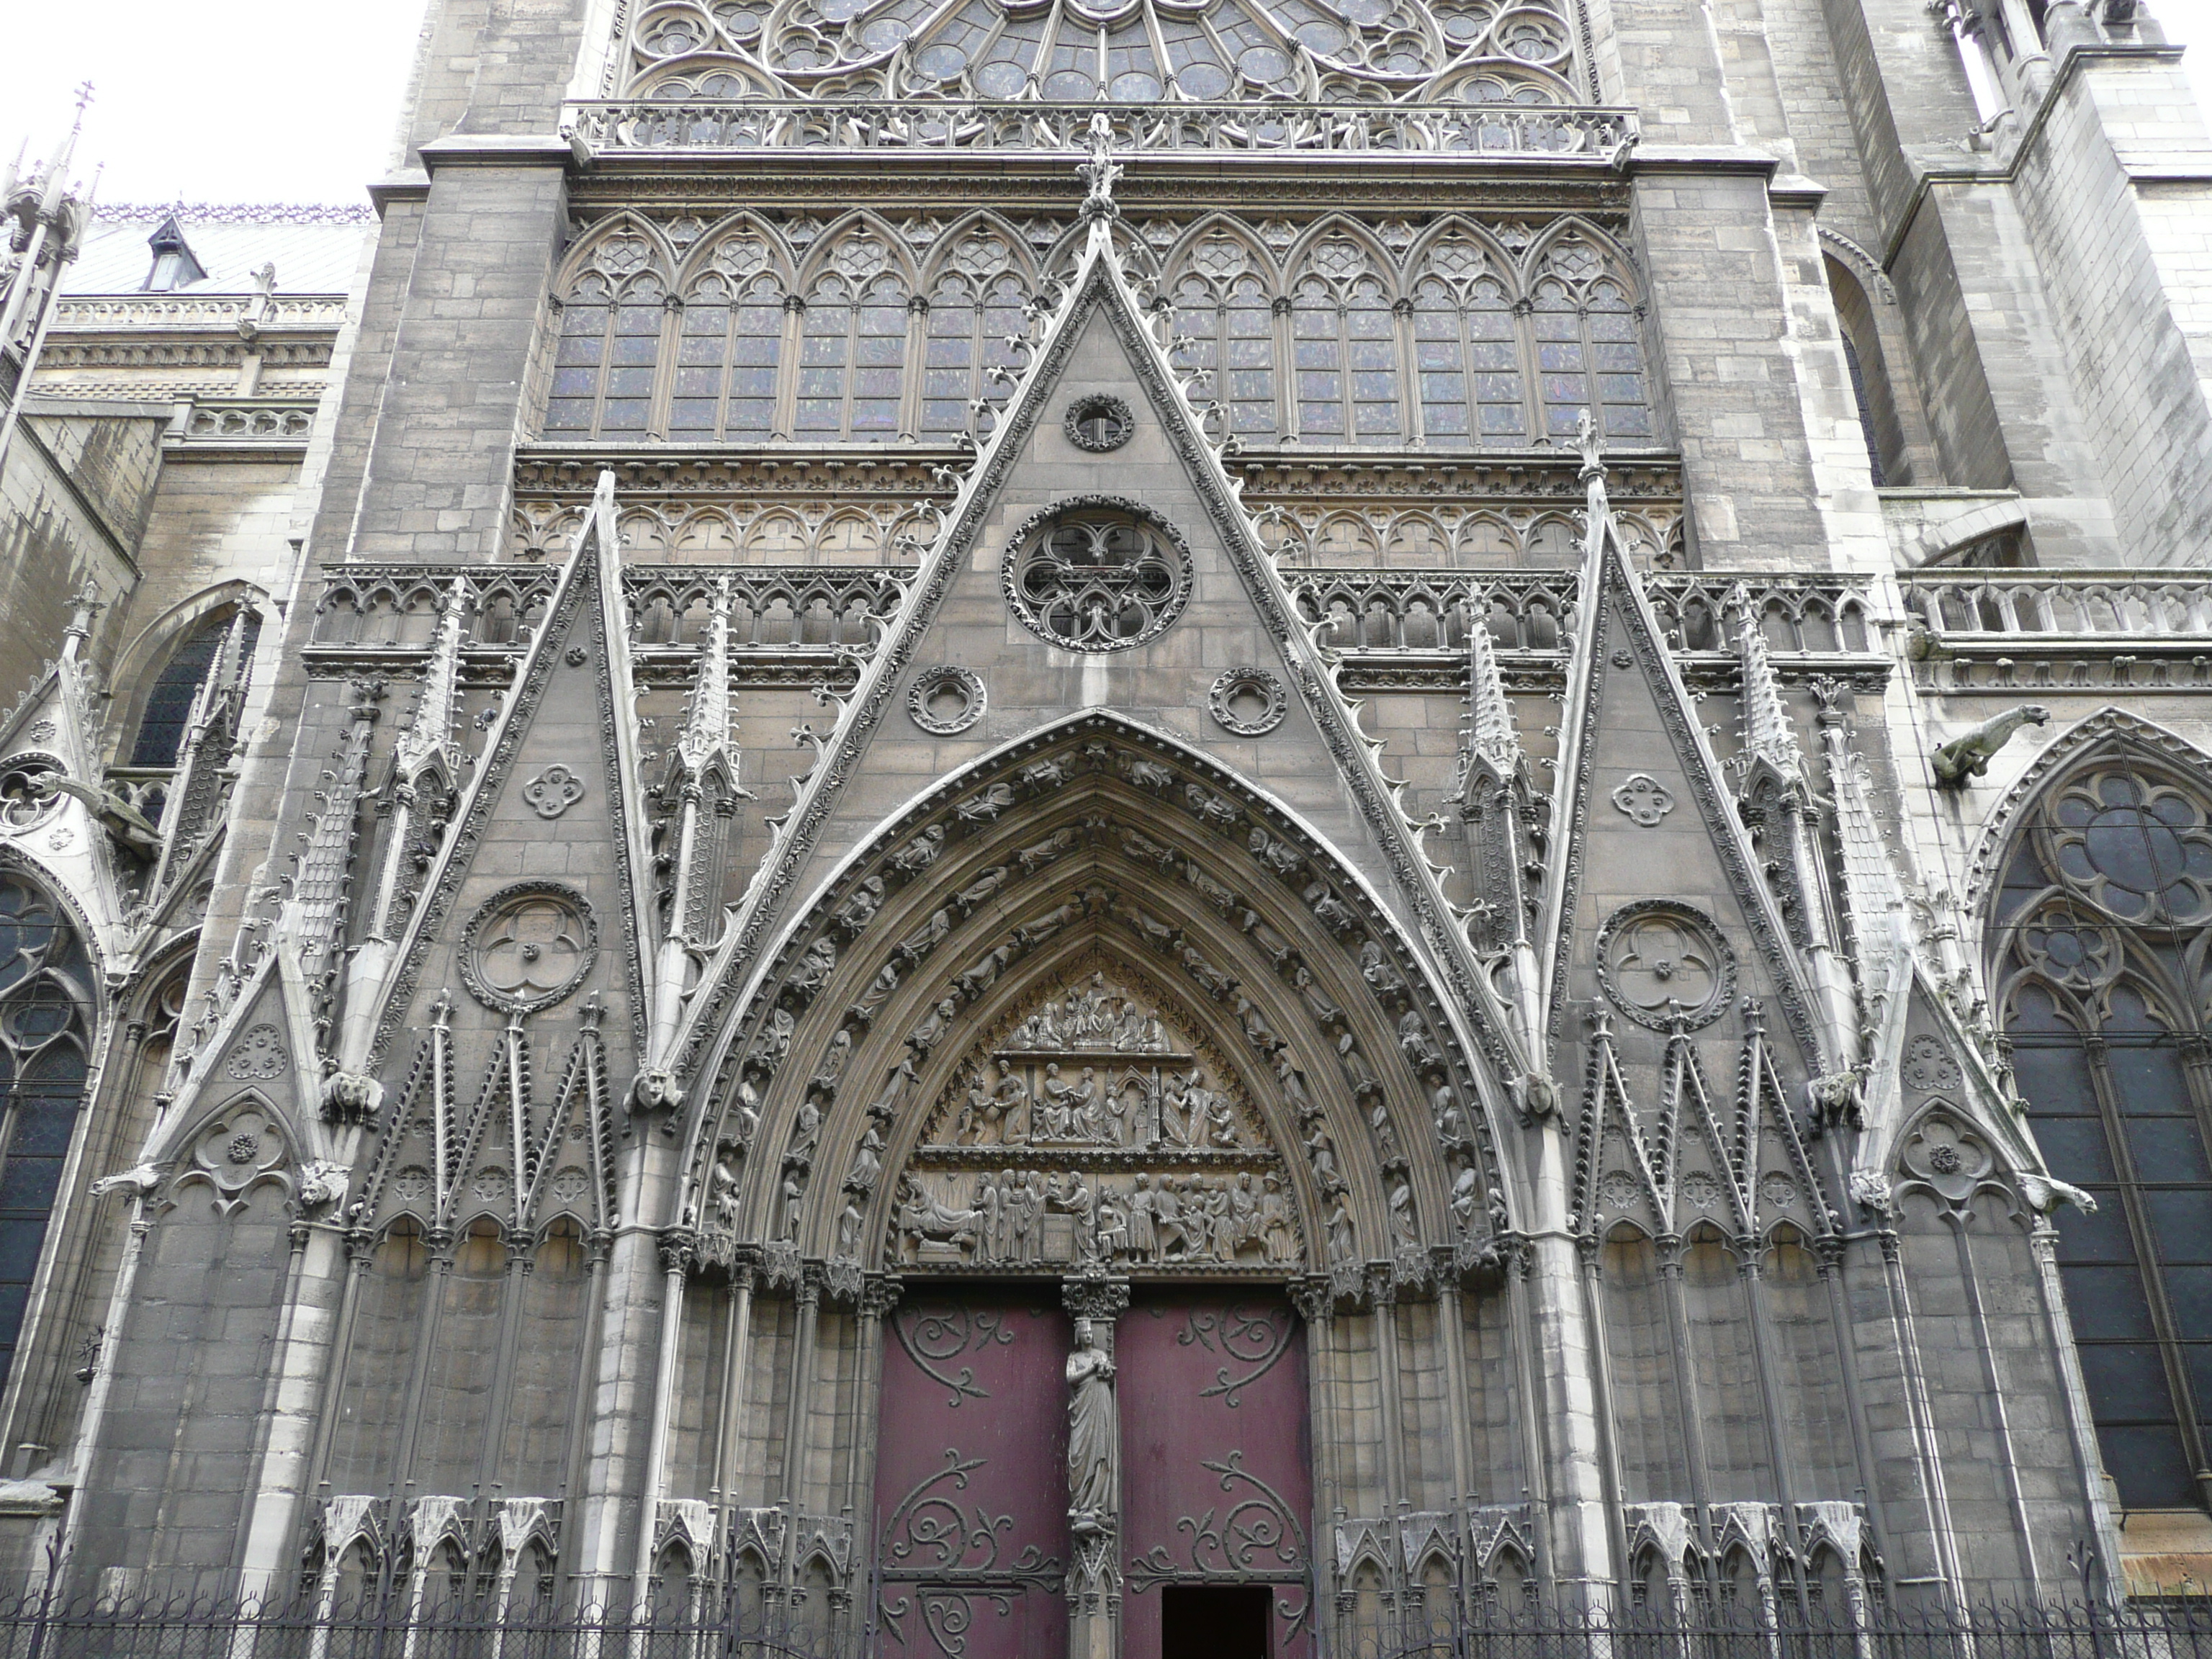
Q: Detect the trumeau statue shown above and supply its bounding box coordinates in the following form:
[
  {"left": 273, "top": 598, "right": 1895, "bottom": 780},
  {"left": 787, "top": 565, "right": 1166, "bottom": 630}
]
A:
[{"left": 1066, "top": 1318, "right": 1118, "bottom": 1525}]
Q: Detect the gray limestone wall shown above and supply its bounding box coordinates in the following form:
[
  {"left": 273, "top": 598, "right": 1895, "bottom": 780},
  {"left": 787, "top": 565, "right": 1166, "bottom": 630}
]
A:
[
  {"left": 2006, "top": 58, "right": 2212, "bottom": 565},
  {"left": 0, "top": 411, "right": 163, "bottom": 709}
]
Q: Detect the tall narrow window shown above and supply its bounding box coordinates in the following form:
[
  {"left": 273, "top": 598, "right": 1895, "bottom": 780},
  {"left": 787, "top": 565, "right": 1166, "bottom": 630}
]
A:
[
  {"left": 130, "top": 610, "right": 260, "bottom": 770},
  {"left": 1997, "top": 756, "right": 2212, "bottom": 1509},
  {"left": 1169, "top": 244, "right": 1279, "bottom": 440},
  {"left": 1529, "top": 229, "right": 1655, "bottom": 445},
  {"left": 1411, "top": 265, "right": 1524, "bottom": 446},
  {"left": 796, "top": 271, "right": 910, "bottom": 439},
  {"left": 668, "top": 271, "right": 787, "bottom": 440},
  {"left": 920, "top": 272, "right": 1028, "bottom": 436},
  {"left": 0, "top": 876, "right": 94, "bottom": 1393},
  {"left": 1290, "top": 240, "right": 1403, "bottom": 444},
  {"left": 544, "top": 272, "right": 666, "bottom": 439}
]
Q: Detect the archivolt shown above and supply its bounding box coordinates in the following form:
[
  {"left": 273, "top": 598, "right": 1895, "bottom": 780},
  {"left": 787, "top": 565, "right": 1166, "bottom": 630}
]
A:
[{"left": 678, "top": 715, "right": 1507, "bottom": 1293}]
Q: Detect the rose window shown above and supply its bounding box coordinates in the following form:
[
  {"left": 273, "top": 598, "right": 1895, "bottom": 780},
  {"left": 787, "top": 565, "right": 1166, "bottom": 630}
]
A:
[
  {"left": 628, "top": 0, "right": 1588, "bottom": 105},
  {"left": 1002, "top": 499, "right": 1191, "bottom": 653}
]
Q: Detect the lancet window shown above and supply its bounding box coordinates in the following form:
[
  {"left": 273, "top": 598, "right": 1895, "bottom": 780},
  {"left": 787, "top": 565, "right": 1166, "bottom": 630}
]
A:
[
  {"left": 0, "top": 876, "right": 93, "bottom": 1392},
  {"left": 1995, "top": 754, "right": 2212, "bottom": 1510},
  {"left": 1168, "top": 237, "right": 1279, "bottom": 441},
  {"left": 1289, "top": 239, "right": 1403, "bottom": 444},
  {"left": 796, "top": 270, "right": 911, "bottom": 439},
  {"left": 129, "top": 607, "right": 261, "bottom": 769},
  {"left": 920, "top": 270, "right": 1028, "bottom": 434},
  {"left": 535, "top": 214, "right": 1656, "bottom": 450}
]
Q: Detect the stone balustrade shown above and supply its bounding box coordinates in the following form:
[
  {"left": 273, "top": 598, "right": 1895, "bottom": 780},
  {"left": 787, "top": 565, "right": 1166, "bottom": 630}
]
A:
[{"left": 559, "top": 98, "right": 1637, "bottom": 162}]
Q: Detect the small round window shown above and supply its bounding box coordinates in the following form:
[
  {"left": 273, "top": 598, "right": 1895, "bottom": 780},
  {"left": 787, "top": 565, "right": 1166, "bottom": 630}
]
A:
[
  {"left": 1064, "top": 394, "right": 1133, "bottom": 452},
  {"left": 1001, "top": 497, "right": 1192, "bottom": 653}
]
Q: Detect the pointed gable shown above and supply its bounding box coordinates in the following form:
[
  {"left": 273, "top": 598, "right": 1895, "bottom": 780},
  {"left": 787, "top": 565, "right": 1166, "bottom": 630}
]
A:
[{"left": 675, "top": 224, "right": 1520, "bottom": 1101}]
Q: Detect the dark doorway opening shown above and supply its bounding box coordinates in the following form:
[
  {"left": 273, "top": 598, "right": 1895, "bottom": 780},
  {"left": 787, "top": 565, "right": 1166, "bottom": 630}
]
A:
[{"left": 1161, "top": 1584, "right": 1272, "bottom": 1659}]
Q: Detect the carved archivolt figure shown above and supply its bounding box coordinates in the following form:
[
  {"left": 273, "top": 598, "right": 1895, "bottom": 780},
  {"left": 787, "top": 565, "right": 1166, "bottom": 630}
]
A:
[{"left": 1066, "top": 1318, "right": 1118, "bottom": 1524}]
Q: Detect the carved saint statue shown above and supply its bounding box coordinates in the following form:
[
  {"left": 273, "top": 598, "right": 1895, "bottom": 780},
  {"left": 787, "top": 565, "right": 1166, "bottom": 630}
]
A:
[{"left": 1066, "top": 1318, "right": 1118, "bottom": 1522}]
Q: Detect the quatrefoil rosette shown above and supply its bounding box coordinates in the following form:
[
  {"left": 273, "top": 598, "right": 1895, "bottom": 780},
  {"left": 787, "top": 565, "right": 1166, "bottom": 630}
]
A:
[
  {"left": 459, "top": 882, "right": 600, "bottom": 1015},
  {"left": 1593, "top": 899, "right": 1737, "bottom": 1032}
]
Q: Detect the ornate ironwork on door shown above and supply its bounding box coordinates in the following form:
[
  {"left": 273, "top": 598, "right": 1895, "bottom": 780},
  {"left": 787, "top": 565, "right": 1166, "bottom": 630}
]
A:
[
  {"left": 874, "top": 1298, "right": 1069, "bottom": 1659},
  {"left": 1120, "top": 1295, "right": 1313, "bottom": 1656}
]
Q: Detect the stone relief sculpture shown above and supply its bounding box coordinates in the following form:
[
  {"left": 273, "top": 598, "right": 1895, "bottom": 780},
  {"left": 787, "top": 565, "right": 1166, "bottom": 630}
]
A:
[{"left": 890, "top": 964, "right": 1308, "bottom": 1271}]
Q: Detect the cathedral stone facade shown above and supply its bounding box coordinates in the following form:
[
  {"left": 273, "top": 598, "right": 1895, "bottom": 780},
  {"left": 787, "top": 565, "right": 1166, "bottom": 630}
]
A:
[{"left": 1, "top": 0, "right": 2211, "bottom": 1648}]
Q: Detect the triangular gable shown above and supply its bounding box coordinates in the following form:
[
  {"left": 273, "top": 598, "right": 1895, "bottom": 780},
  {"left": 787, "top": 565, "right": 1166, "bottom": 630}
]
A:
[
  {"left": 674, "top": 220, "right": 1521, "bottom": 1100},
  {"left": 357, "top": 478, "right": 653, "bottom": 1073},
  {"left": 1538, "top": 459, "right": 1830, "bottom": 1076}
]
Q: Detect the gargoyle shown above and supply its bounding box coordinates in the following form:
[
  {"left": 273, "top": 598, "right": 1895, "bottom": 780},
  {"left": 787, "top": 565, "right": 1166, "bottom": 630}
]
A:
[
  {"left": 1931, "top": 706, "right": 2049, "bottom": 786},
  {"left": 1846, "top": 1169, "right": 1893, "bottom": 1217},
  {"left": 631, "top": 1069, "right": 684, "bottom": 1114},
  {"left": 297, "top": 1161, "right": 351, "bottom": 1212},
  {"left": 2018, "top": 1172, "right": 2098, "bottom": 1215},
  {"left": 1510, "top": 1071, "right": 1559, "bottom": 1123},
  {"left": 90, "top": 1164, "right": 163, "bottom": 1200},
  {"left": 36, "top": 775, "right": 161, "bottom": 857}
]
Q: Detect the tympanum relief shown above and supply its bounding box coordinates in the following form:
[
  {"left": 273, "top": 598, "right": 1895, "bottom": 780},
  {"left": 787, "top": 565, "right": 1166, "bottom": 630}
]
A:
[{"left": 892, "top": 966, "right": 1307, "bottom": 1272}]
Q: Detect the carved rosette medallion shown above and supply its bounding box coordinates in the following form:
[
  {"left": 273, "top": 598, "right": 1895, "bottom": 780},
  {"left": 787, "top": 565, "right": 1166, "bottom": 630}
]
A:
[
  {"left": 1208, "top": 667, "right": 1287, "bottom": 738},
  {"left": 1001, "top": 497, "right": 1192, "bottom": 654},
  {"left": 1594, "top": 900, "right": 1737, "bottom": 1031},
  {"left": 1610, "top": 773, "right": 1673, "bottom": 827},
  {"left": 521, "top": 764, "right": 586, "bottom": 819},
  {"left": 459, "top": 882, "right": 599, "bottom": 1015},
  {"left": 907, "top": 665, "right": 986, "bottom": 735},
  {"left": 223, "top": 1024, "right": 289, "bottom": 1082},
  {"left": 891, "top": 962, "right": 1305, "bottom": 1276}
]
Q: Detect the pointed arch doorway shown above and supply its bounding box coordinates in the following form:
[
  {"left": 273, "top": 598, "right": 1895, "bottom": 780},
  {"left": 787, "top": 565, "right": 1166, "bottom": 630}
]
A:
[{"left": 869, "top": 958, "right": 1316, "bottom": 1658}]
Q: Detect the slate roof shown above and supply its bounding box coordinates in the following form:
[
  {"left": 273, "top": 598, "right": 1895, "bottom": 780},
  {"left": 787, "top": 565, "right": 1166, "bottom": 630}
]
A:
[{"left": 62, "top": 203, "right": 376, "bottom": 297}]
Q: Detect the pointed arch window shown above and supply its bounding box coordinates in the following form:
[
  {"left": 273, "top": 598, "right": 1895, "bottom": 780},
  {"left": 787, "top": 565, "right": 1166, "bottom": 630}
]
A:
[
  {"left": 670, "top": 271, "right": 788, "bottom": 440},
  {"left": 129, "top": 608, "right": 260, "bottom": 770},
  {"left": 1997, "top": 756, "right": 2212, "bottom": 1509},
  {"left": 1411, "top": 264, "right": 1524, "bottom": 444},
  {"left": 1290, "top": 250, "right": 1403, "bottom": 444},
  {"left": 1169, "top": 251, "right": 1280, "bottom": 441},
  {"left": 920, "top": 271, "right": 1028, "bottom": 436},
  {"left": 546, "top": 271, "right": 667, "bottom": 438},
  {"left": 0, "top": 876, "right": 94, "bottom": 1393},
  {"left": 796, "top": 271, "right": 911, "bottom": 438}
]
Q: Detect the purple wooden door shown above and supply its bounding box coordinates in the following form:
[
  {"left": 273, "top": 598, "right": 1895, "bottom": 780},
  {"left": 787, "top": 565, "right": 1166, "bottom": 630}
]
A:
[
  {"left": 1120, "top": 1295, "right": 1313, "bottom": 1658},
  {"left": 874, "top": 1298, "right": 1070, "bottom": 1659}
]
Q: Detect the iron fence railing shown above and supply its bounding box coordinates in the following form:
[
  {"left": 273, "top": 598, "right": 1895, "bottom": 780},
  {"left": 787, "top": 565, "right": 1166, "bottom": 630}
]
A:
[
  {"left": 0, "top": 1590, "right": 2203, "bottom": 1659},
  {"left": 1369, "top": 1599, "right": 2212, "bottom": 1659},
  {"left": 0, "top": 1589, "right": 836, "bottom": 1659}
]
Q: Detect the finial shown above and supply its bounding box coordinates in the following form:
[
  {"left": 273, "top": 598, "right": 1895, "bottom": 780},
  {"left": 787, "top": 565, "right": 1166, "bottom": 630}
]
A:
[
  {"left": 1573, "top": 408, "right": 1604, "bottom": 481},
  {"left": 1078, "top": 112, "right": 1123, "bottom": 223},
  {"left": 64, "top": 578, "right": 103, "bottom": 641}
]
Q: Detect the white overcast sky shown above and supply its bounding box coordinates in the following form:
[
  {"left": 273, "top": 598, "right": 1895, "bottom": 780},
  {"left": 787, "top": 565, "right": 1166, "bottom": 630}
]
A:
[{"left": 5, "top": 0, "right": 2211, "bottom": 204}]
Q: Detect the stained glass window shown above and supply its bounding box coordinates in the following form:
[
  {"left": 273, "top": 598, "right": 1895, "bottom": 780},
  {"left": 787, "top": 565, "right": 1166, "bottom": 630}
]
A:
[
  {"left": 668, "top": 272, "right": 788, "bottom": 439},
  {"left": 545, "top": 272, "right": 666, "bottom": 438},
  {"left": 537, "top": 215, "right": 1660, "bottom": 454},
  {"left": 1997, "top": 757, "right": 2212, "bottom": 1509},
  {"left": 130, "top": 610, "right": 259, "bottom": 770},
  {"left": 920, "top": 272, "right": 1028, "bottom": 435},
  {"left": 0, "top": 877, "right": 93, "bottom": 1394},
  {"left": 797, "top": 273, "right": 911, "bottom": 439}
]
